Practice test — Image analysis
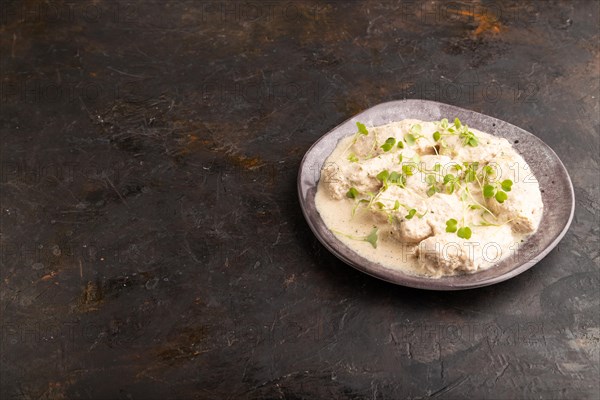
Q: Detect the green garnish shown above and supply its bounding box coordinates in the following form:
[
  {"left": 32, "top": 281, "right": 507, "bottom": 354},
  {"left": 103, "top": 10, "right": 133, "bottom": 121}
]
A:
[
  {"left": 357, "top": 122, "right": 368, "bottom": 135},
  {"left": 483, "top": 184, "right": 495, "bottom": 198},
  {"left": 446, "top": 218, "right": 472, "bottom": 239},
  {"left": 482, "top": 178, "right": 513, "bottom": 203},
  {"left": 443, "top": 173, "right": 459, "bottom": 194},
  {"left": 332, "top": 227, "right": 379, "bottom": 249},
  {"left": 446, "top": 218, "right": 458, "bottom": 233},
  {"left": 501, "top": 179, "right": 513, "bottom": 192},
  {"left": 433, "top": 131, "right": 441, "bottom": 141},
  {"left": 402, "top": 164, "right": 415, "bottom": 176},
  {"left": 495, "top": 190, "right": 508, "bottom": 203},
  {"left": 365, "top": 227, "right": 379, "bottom": 248},
  {"left": 389, "top": 171, "right": 404, "bottom": 185},
  {"left": 460, "top": 129, "right": 478, "bottom": 147},
  {"left": 405, "top": 209, "right": 417, "bottom": 219},
  {"left": 376, "top": 170, "right": 389, "bottom": 182},
  {"left": 404, "top": 133, "right": 416, "bottom": 146},
  {"left": 346, "top": 187, "right": 359, "bottom": 199},
  {"left": 457, "top": 226, "right": 472, "bottom": 239},
  {"left": 397, "top": 141, "right": 404, "bottom": 149},
  {"left": 381, "top": 137, "right": 396, "bottom": 152},
  {"left": 348, "top": 153, "right": 359, "bottom": 163},
  {"left": 464, "top": 162, "right": 478, "bottom": 182}
]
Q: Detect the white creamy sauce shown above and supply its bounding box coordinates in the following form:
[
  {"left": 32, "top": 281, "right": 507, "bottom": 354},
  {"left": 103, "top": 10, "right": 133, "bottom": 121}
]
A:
[{"left": 315, "top": 119, "right": 543, "bottom": 278}]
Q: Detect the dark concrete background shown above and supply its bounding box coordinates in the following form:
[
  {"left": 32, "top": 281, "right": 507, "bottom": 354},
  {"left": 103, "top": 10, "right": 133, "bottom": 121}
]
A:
[{"left": 1, "top": 1, "right": 598, "bottom": 399}]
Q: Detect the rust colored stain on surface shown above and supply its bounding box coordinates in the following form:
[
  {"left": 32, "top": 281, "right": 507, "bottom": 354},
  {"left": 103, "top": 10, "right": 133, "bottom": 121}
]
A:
[{"left": 448, "top": 8, "right": 503, "bottom": 36}]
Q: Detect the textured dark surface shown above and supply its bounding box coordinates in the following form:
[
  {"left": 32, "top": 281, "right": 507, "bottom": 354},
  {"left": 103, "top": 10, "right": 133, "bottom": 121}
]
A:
[{"left": 1, "top": 1, "right": 598, "bottom": 399}]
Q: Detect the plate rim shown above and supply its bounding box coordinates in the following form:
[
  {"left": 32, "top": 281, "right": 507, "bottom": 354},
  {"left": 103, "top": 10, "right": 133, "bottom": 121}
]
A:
[{"left": 297, "top": 99, "right": 575, "bottom": 290}]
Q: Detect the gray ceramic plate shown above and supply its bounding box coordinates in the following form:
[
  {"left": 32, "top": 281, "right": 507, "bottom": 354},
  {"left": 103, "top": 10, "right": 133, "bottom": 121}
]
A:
[{"left": 298, "top": 100, "right": 574, "bottom": 290}]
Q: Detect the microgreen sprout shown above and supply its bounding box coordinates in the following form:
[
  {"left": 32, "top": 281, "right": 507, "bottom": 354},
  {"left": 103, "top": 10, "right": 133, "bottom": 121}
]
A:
[
  {"left": 346, "top": 187, "right": 359, "bottom": 199},
  {"left": 443, "top": 173, "right": 459, "bottom": 194},
  {"left": 402, "top": 164, "right": 415, "bottom": 176},
  {"left": 404, "top": 133, "right": 416, "bottom": 146},
  {"left": 376, "top": 170, "right": 390, "bottom": 183},
  {"left": 365, "top": 227, "right": 379, "bottom": 248},
  {"left": 405, "top": 209, "right": 417, "bottom": 219},
  {"left": 351, "top": 191, "right": 374, "bottom": 217},
  {"left": 357, "top": 122, "right": 368, "bottom": 135},
  {"left": 348, "top": 153, "right": 359, "bottom": 163},
  {"left": 483, "top": 179, "right": 513, "bottom": 203},
  {"left": 433, "top": 117, "right": 478, "bottom": 148},
  {"left": 445, "top": 218, "right": 472, "bottom": 239},
  {"left": 445, "top": 218, "right": 458, "bottom": 233},
  {"left": 457, "top": 226, "right": 472, "bottom": 239},
  {"left": 463, "top": 162, "right": 479, "bottom": 183},
  {"left": 404, "top": 124, "right": 423, "bottom": 146},
  {"left": 460, "top": 129, "right": 478, "bottom": 147},
  {"left": 381, "top": 137, "right": 396, "bottom": 152},
  {"left": 333, "top": 227, "right": 379, "bottom": 249}
]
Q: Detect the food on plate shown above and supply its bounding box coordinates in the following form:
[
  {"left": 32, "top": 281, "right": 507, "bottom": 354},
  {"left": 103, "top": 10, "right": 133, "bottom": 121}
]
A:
[{"left": 315, "top": 118, "right": 543, "bottom": 277}]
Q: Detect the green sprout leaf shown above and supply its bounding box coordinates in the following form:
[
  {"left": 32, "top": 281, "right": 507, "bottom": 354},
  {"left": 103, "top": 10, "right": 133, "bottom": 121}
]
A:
[
  {"left": 426, "top": 174, "right": 436, "bottom": 185},
  {"left": 404, "top": 133, "right": 416, "bottom": 146},
  {"left": 459, "top": 128, "right": 478, "bottom": 147},
  {"left": 402, "top": 164, "right": 415, "bottom": 176},
  {"left": 457, "top": 226, "right": 472, "bottom": 239},
  {"left": 483, "top": 184, "right": 496, "bottom": 198},
  {"left": 381, "top": 137, "right": 396, "bottom": 152},
  {"left": 365, "top": 227, "right": 378, "bottom": 248},
  {"left": 357, "top": 122, "right": 368, "bottom": 135},
  {"left": 389, "top": 171, "right": 404, "bottom": 185},
  {"left": 376, "top": 170, "right": 389, "bottom": 182},
  {"left": 405, "top": 209, "right": 417, "bottom": 220},
  {"left": 446, "top": 218, "right": 458, "bottom": 233},
  {"left": 346, "top": 187, "right": 359, "bottom": 199},
  {"left": 397, "top": 141, "right": 404, "bottom": 149},
  {"left": 433, "top": 131, "right": 441, "bottom": 141},
  {"left": 348, "top": 153, "right": 359, "bottom": 163},
  {"left": 454, "top": 117, "right": 462, "bottom": 128},
  {"left": 426, "top": 186, "right": 437, "bottom": 197},
  {"left": 398, "top": 154, "right": 403, "bottom": 163},
  {"left": 393, "top": 200, "right": 400, "bottom": 210},
  {"left": 443, "top": 174, "right": 455, "bottom": 184},
  {"left": 495, "top": 190, "right": 508, "bottom": 203},
  {"left": 501, "top": 179, "right": 513, "bottom": 192},
  {"left": 410, "top": 124, "right": 422, "bottom": 134},
  {"left": 433, "top": 163, "right": 441, "bottom": 172}
]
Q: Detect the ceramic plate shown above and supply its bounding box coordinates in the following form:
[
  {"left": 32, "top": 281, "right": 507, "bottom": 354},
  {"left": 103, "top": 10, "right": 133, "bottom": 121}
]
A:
[{"left": 298, "top": 100, "right": 574, "bottom": 290}]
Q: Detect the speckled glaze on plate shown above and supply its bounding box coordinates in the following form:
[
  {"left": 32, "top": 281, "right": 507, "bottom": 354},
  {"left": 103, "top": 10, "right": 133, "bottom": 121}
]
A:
[{"left": 298, "top": 100, "right": 574, "bottom": 290}]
